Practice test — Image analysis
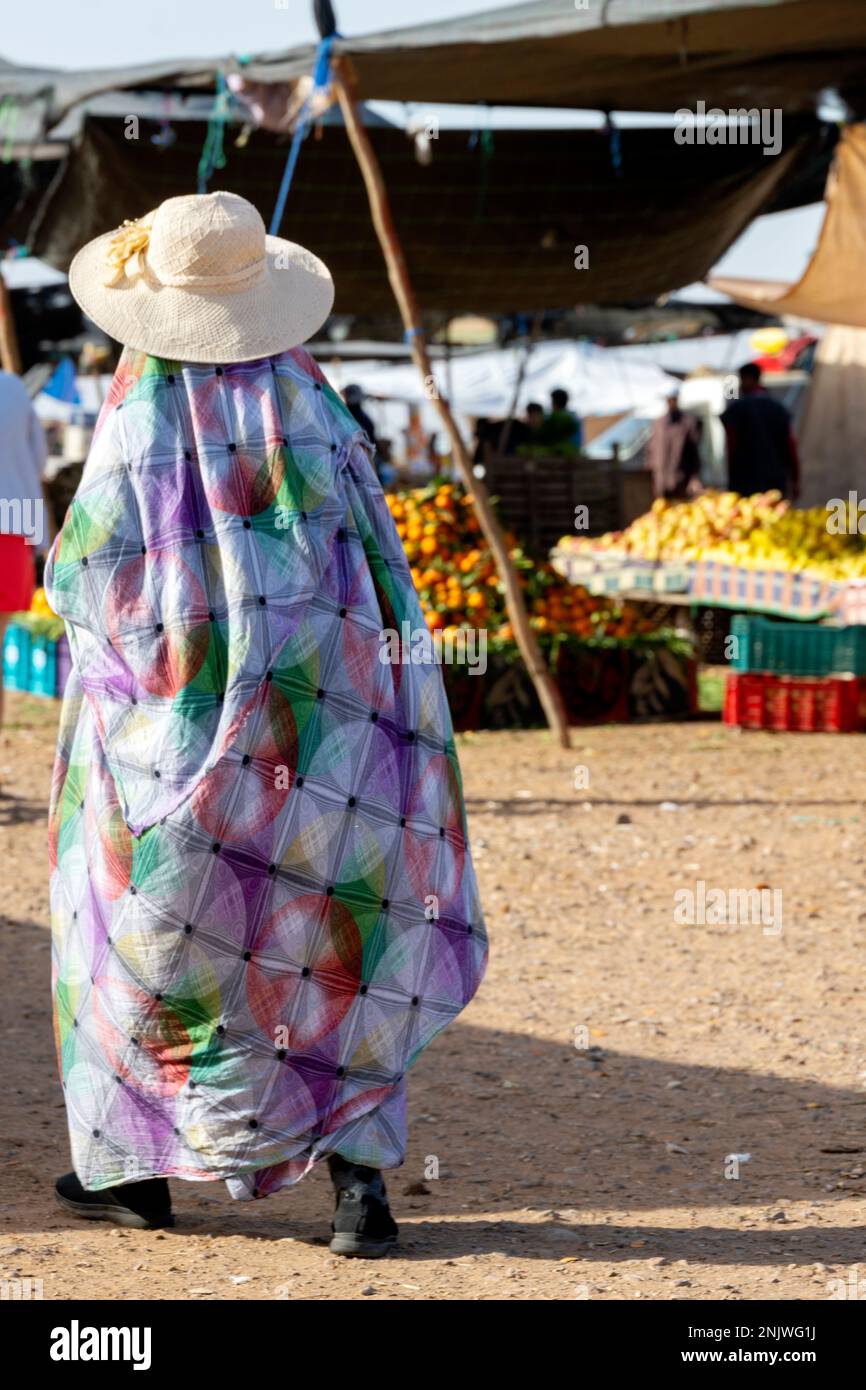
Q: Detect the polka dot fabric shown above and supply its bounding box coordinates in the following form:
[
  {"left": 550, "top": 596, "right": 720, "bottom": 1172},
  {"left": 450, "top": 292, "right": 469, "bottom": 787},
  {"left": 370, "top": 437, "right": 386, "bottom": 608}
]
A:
[{"left": 46, "top": 347, "right": 487, "bottom": 1197}]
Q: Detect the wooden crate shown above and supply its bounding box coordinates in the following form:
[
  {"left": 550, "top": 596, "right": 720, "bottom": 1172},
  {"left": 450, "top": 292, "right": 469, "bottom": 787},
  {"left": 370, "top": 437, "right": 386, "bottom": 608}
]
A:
[{"left": 483, "top": 453, "right": 621, "bottom": 557}]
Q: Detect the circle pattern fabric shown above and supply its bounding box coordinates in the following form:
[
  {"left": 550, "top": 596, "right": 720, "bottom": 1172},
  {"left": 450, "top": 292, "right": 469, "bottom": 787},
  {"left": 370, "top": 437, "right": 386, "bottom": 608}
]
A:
[{"left": 47, "top": 346, "right": 487, "bottom": 1197}]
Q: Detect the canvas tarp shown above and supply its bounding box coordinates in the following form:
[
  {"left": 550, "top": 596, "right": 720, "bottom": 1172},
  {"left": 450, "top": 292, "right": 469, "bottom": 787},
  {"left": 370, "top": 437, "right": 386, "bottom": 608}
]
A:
[
  {"left": 793, "top": 325, "right": 866, "bottom": 506},
  {"left": 5, "top": 0, "right": 866, "bottom": 125},
  {"left": 710, "top": 124, "right": 866, "bottom": 329},
  {"left": 26, "top": 113, "right": 831, "bottom": 319}
]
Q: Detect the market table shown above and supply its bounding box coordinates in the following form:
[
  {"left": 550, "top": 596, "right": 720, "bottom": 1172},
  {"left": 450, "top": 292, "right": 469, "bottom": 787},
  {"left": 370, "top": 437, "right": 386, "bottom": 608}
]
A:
[{"left": 551, "top": 545, "right": 865, "bottom": 625}]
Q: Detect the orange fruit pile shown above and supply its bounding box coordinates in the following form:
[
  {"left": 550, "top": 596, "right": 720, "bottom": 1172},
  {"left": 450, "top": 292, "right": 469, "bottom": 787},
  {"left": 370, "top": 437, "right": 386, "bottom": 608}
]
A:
[{"left": 386, "top": 482, "right": 653, "bottom": 646}]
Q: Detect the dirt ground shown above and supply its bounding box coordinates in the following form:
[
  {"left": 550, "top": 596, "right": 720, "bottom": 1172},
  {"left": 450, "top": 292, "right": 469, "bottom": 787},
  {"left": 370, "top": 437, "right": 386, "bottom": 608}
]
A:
[{"left": 2, "top": 689, "right": 865, "bottom": 1302}]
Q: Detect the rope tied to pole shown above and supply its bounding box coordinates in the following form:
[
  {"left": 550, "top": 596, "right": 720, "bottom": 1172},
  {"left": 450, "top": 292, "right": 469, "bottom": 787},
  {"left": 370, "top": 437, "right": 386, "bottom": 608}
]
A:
[
  {"left": 197, "top": 72, "right": 231, "bottom": 194},
  {"left": 269, "top": 35, "right": 337, "bottom": 237}
]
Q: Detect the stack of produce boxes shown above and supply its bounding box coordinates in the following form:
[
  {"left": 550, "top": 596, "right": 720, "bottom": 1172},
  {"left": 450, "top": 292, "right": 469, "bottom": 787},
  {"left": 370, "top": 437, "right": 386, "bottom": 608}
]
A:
[
  {"left": 724, "top": 616, "right": 866, "bottom": 732},
  {"left": 1, "top": 590, "right": 71, "bottom": 700}
]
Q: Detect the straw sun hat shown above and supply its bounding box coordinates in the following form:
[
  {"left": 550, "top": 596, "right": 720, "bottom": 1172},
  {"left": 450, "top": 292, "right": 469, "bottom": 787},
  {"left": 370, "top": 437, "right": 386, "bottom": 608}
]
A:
[{"left": 68, "top": 191, "right": 334, "bottom": 364}]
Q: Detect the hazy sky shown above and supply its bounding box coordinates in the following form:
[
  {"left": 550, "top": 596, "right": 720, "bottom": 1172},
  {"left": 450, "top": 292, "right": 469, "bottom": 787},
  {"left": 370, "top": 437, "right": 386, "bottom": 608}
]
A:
[{"left": 2, "top": 0, "right": 512, "bottom": 69}]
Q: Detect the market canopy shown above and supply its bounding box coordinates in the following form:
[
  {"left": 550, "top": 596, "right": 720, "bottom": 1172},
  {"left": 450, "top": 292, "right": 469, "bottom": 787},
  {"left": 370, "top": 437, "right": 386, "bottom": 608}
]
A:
[
  {"left": 710, "top": 123, "right": 866, "bottom": 329},
  {"left": 23, "top": 112, "right": 832, "bottom": 318},
  {"left": 5, "top": 0, "right": 866, "bottom": 125},
  {"left": 0, "top": 0, "right": 851, "bottom": 321}
]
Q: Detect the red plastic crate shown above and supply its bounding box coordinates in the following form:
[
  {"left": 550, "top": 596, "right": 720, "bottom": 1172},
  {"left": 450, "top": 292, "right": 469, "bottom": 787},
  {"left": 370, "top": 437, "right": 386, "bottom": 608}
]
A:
[{"left": 724, "top": 672, "right": 866, "bottom": 732}]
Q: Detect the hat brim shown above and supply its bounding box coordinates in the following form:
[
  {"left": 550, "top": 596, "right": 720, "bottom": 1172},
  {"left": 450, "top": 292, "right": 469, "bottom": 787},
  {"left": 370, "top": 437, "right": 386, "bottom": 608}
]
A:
[{"left": 68, "top": 231, "right": 335, "bottom": 365}]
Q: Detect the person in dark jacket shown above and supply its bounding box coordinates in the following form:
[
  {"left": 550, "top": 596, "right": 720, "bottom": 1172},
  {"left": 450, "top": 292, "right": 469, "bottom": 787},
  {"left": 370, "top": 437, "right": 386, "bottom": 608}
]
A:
[
  {"left": 721, "top": 362, "right": 800, "bottom": 498},
  {"left": 342, "top": 383, "right": 378, "bottom": 450}
]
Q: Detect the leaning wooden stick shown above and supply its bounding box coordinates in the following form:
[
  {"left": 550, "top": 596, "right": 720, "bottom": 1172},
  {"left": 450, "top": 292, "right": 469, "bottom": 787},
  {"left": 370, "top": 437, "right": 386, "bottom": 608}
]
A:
[
  {"left": 0, "top": 271, "right": 23, "bottom": 374},
  {"left": 331, "top": 56, "right": 571, "bottom": 748}
]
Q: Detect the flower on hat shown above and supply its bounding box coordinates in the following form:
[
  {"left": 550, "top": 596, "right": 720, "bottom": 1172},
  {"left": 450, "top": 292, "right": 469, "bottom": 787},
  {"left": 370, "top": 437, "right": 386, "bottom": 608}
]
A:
[{"left": 102, "top": 212, "right": 156, "bottom": 287}]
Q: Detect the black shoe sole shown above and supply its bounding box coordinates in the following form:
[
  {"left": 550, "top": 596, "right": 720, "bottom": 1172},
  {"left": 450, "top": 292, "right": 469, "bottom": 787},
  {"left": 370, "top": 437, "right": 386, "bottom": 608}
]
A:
[
  {"left": 54, "top": 1187, "right": 174, "bottom": 1231},
  {"left": 329, "top": 1232, "right": 397, "bottom": 1258}
]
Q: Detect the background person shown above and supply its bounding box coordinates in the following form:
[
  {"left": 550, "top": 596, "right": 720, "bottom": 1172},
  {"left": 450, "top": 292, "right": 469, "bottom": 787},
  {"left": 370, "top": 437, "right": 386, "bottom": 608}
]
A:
[
  {"left": 542, "top": 387, "right": 583, "bottom": 450},
  {"left": 342, "top": 382, "right": 377, "bottom": 451},
  {"left": 646, "top": 391, "right": 703, "bottom": 500},
  {"left": 721, "top": 361, "right": 801, "bottom": 499}
]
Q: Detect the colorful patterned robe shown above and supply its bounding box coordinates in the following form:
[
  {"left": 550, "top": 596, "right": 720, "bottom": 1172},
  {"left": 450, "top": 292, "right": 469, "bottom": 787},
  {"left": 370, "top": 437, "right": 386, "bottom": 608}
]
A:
[{"left": 46, "top": 347, "right": 487, "bottom": 1198}]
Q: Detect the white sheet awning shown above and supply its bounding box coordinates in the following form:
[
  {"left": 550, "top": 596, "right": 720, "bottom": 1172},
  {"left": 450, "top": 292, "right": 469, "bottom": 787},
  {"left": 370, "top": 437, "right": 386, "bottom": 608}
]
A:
[
  {"left": 1, "top": 256, "right": 67, "bottom": 291},
  {"left": 330, "top": 340, "right": 679, "bottom": 435}
]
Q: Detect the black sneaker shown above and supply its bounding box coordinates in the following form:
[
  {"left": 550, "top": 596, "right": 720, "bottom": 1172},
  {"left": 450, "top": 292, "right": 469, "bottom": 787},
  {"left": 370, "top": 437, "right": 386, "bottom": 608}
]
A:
[
  {"left": 54, "top": 1172, "right": 174, "bottom": 1230},
  {"left": 327, "top": 1154, "right": 398, "bottom": 1257}
]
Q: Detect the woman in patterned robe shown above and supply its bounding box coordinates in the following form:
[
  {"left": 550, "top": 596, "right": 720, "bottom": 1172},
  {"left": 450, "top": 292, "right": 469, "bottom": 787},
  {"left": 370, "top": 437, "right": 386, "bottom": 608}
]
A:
[{"left": 46, "top": 344, "right": 487, "bottom": 1256}]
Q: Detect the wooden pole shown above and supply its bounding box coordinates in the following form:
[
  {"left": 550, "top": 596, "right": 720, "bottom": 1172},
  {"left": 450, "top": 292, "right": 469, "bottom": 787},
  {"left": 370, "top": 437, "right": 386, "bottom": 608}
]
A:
[
  {"left": 497, "top": 308, "right": 543, "bottom": 455},
  {"left": 0, "top": 271, "right": 23, "bottom": 374},
  {"left": 331, "top": 57, "right": 570, "bottom": 748}
]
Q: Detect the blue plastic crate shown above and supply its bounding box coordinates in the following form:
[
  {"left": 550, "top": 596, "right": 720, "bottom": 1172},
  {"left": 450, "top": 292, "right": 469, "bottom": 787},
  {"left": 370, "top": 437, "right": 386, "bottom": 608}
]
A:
[
  {"left": 28, "top": 634, "right": 58, "bottom": 696},
  {"left": 2, "top": 622, "right": 69, "bottom": 697},
  {"left": 2, "top": 623, "right": 31, "bottom": 692}
]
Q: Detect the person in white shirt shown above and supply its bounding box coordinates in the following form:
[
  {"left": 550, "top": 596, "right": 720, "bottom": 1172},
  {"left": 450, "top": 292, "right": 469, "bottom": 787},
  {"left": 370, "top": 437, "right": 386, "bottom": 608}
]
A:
[{"left": 0, "top": 369, "right": 51, "bottom": 726}]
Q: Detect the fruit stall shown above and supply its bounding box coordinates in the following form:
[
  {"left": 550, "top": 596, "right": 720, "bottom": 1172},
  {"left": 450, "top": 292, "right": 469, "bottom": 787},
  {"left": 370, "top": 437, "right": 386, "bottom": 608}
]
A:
[
  {"left": 388, "top": 482, "right": 697, "bottom": 727},
  {"left": 9, "top": 485, "right": 866, "bottom": 732},
  {"left": 553, "top": 491, "right": 866, "bottom": 731},
  {"left": 554, "top": 491, "right": 866, "bottom": 615}
]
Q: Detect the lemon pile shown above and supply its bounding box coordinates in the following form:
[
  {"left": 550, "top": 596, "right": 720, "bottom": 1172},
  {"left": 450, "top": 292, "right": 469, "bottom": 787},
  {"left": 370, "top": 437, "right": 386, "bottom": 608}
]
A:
[
  {"left": 559, "top": 491, "right": 866, "bottom": 579},
  {"left": 703, "top": 505, "right": 866, "bottom": 580}
]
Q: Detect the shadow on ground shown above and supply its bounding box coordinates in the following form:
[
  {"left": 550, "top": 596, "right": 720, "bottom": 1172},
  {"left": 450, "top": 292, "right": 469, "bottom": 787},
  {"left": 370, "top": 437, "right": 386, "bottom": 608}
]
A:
[{"left": 3, "top": 901, "right": 864, "bottom": 1269}]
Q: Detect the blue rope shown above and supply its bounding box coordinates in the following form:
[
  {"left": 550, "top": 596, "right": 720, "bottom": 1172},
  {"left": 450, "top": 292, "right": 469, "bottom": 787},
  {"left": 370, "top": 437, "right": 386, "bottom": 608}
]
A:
[
  {"left": 269, "top": 35, "right": 336, "bottom": 236},
  {"left": 198, "top": 72, "right": 231, "bottom": 193},
  {"left": 605, "top": 113, "right": 623, "bottom": 177}
]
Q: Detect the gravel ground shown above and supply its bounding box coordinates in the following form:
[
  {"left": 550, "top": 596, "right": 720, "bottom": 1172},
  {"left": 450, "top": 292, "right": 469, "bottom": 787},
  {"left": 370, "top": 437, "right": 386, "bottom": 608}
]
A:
[{"left": 1, "top": 690, "right": 865, "bottom": 1302}]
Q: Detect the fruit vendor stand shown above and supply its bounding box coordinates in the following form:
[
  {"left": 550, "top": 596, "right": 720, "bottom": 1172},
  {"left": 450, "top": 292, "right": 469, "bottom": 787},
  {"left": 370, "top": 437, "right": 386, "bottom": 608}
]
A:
[
  {"left": 388, "top": 481, "right": 698, "bottom": 727},
  {"left": 553, "top": 490, "right": 866, "bottom": 731},
  {"left": 16, "top": 484, "right": 866, "bottom": 731},
  {"left": 553, "top": 491, "right": 866, "bottom": 621},
  {"left": 2, "top": 484, "right": 697, "bottom": 727}
]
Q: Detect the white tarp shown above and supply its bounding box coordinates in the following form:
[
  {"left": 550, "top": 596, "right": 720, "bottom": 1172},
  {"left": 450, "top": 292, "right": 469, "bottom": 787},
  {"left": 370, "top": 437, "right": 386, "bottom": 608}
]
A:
[
  {"left": 616, "top": 330, "right": 771, "bottom": 376},
  {"left": 328, "top": 339, "right": 679, "bottom": 439},
  {"left": 0, "top": 256, "right": 67, "bottom": 291}
]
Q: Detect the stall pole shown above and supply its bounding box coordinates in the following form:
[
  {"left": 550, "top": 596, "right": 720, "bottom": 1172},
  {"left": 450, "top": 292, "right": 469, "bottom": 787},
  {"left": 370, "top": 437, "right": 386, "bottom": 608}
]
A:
[
  {"left": 330, "top": 56, "right": 571, "bottom": 748},
  {"left": 0, "top": 273, "right": 23, "bottom": 374}
]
